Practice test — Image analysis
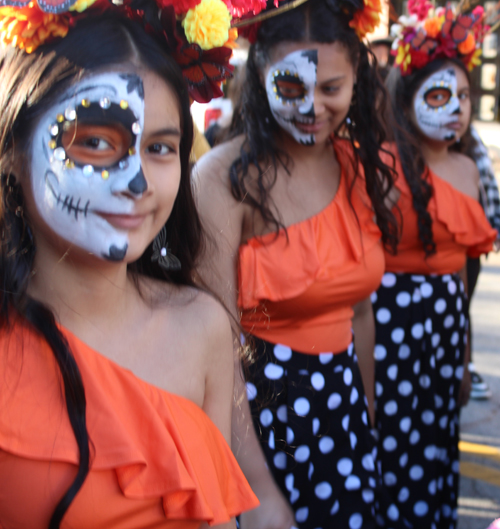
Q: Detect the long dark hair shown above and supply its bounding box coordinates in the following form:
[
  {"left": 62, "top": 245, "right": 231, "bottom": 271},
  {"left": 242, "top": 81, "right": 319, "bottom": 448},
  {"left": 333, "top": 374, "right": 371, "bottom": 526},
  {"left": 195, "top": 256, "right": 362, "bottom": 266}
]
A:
[
  {"left": 0, "top": 14, "right": 198, "bottom": 528},
  {"left": 385, "top": 58, "right": 471, "bottom": 256},
  {"left": 228, "top": 0, "right": 398, "bottom": 251}
]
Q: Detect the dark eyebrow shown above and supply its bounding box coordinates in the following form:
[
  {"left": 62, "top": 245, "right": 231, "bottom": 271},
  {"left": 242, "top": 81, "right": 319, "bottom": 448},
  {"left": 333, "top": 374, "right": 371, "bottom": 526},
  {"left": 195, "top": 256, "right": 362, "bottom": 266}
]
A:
[
  {"left": 150, "top": 127, "right": 181, "bottom": 136},
  {"left": 320, "top": 75, "right": 346, "bottom": 84}
]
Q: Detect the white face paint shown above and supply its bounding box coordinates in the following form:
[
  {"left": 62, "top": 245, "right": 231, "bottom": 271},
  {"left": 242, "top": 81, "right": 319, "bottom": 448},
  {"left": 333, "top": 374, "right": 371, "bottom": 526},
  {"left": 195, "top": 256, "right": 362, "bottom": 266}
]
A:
[
  {"left": 265, "top": 49, "right": 318, "bottom": 145},
  {"left": 30, "top": 72, "right": 145, "bottom": 261},
  {"left": 413, "top": 68, "right": 460, "bottom": 142}
]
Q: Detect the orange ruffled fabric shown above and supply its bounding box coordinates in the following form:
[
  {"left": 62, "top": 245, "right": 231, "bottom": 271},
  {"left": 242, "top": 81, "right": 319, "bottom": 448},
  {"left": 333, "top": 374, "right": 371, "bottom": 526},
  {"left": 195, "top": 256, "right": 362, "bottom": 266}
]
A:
[
  {"left": 0, "top": 321, "right": 258, "bottom": 529},
  {"left": 238, "top": 139, "right": 385, "bottom": 354},
  {"left": 381, "top": 144, "right": 497, "bottom": 274}
]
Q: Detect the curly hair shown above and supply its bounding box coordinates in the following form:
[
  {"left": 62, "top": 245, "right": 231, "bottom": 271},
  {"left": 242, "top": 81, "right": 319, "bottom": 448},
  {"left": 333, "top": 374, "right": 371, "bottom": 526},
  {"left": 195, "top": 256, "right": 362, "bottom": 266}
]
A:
[{"left": 228, "top": 0, "right": 399, "bottom": 252}]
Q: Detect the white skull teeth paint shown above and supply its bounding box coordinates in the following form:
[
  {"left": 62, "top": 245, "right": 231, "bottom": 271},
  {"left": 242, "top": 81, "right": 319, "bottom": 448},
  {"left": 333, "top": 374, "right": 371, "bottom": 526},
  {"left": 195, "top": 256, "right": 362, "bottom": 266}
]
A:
[
  {"left": 31, "top": 71, "right": 146, "bottom": 262},
  {"left": 413, "top": 68, "right": 460, "bottom": 142},
  {"left": 265, "top": 49, "right": 318, "bottom": 146}
]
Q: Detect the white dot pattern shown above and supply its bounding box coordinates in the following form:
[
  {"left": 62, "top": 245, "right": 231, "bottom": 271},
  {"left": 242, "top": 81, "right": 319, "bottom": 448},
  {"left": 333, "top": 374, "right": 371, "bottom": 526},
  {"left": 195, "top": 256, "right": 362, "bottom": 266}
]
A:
[
  {"left": 246, "top": 338, "right": 379, "bottom": 528},
  {"left": 374, "top": 272, "right": 465, "bottom": 528}
]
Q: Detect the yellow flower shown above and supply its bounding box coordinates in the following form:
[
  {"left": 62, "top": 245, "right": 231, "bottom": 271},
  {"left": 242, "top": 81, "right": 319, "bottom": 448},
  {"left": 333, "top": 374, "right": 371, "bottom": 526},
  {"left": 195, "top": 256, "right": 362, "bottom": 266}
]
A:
[
  {"left": 465, "top": 48, "right": 482, "bottom": 71},
  {"left": 0, "top": 2, "right": 68, "bottom": 53},
  {"left": 182, "top": 0, "right": 231, "bottom": 50},
  {"left": 395, "top": 43, "right": 411, "bottom": 72},
  {"left": 69, "top": 0, "right": 99, "bottom": 13}
]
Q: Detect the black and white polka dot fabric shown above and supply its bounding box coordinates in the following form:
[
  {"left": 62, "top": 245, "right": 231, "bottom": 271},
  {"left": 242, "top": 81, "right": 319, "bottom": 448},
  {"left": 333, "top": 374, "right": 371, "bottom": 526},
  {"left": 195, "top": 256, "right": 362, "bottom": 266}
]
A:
[
  {"left": 373, "top": 272, "right": 466, "bottom": 529},
  {"left": 246, "top": 337, "right": 379, "bottom": 529}
]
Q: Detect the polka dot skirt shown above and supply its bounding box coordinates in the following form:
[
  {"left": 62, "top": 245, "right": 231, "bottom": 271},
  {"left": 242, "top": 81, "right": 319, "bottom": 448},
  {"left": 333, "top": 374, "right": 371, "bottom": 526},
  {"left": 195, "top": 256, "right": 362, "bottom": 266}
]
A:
[
  {"left": 246, "top": 338, "right": 378, "bottom": 529},
  {"left": 373, "top": 272, "right": 466, "bottom": 529}
]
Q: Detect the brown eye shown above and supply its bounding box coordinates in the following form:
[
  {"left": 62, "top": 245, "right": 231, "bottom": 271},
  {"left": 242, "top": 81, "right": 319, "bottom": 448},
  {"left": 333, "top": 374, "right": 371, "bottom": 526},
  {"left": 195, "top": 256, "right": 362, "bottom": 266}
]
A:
[
  {"left": 61, "top": 123, "right": 133, "bottom": 167},
  {"left": 275, "top": 74, "right": 305, "bottom": 101},
  {"left": 424, "top": 88, "right": 452, "bottom": 108}
]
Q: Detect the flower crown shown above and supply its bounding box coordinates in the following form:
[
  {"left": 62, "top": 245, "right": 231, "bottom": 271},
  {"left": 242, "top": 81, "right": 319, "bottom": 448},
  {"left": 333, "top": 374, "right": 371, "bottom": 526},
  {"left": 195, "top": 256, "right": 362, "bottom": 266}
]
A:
[
  {"left": 391, "top": 0, "right": 488, "bottom": 76},
  {"left": 0, "top": 0, "right": 263, "bottom": 102},
  {"left": 233, "top": 0, "right": 384, "bottom": 44}
]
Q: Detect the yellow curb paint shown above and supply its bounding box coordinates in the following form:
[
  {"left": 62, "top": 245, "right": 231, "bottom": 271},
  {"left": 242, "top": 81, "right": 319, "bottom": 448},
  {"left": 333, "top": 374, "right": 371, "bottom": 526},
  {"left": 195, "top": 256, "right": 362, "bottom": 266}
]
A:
[
  {"left": 459, "top": 441, "right": 500, "bottom": 463},
  {"left": 460, "top": 461, "right": 500, "bottom": 488}
]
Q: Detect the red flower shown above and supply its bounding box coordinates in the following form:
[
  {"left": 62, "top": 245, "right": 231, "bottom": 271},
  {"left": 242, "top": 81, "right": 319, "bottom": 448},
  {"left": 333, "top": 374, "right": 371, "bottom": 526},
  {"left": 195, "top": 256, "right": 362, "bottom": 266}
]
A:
[
  {"left": 237, "top": 20, "right": 260, "bottom": 43},
  {"left": 409, "top": 47, "right": 429, "bottom": 70},
  {"left": 224, "top": 0, "right": 266, "bottom": 17},
  {"left": 173, "top": 43, "right": 234, "bottom": 103},
  {"left": 407, "top": 0, "right": 432, "bottom": 21},
  {"left": 157, "top": 0, "right": 201, "bottom": 15}
]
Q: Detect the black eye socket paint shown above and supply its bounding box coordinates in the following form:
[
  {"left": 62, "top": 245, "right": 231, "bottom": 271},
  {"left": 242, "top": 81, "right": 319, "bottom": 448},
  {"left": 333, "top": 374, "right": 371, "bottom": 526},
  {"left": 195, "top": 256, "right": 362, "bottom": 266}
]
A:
[{"left": 50, "top": 101, "right": 140, "bottom": 170}]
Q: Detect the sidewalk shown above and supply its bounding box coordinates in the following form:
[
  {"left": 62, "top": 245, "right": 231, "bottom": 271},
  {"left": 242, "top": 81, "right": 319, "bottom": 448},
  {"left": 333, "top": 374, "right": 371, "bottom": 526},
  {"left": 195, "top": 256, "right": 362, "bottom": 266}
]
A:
[{"left": 457, "top": 121, "right": 500, "bottom": 529}]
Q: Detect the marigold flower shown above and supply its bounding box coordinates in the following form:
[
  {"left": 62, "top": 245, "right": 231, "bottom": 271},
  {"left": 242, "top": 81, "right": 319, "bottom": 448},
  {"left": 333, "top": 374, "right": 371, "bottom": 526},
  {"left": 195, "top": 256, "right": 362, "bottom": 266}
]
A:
[
  {"left": 423, "top": 16, "right": 441, "bottom": 38},
  {"left": 69, "top": 0, "right": 99, "bottom": 12},
  {"left": 0, "top": 3, "right": 68, "bottom": 53},
  {"left": 224, "top": 27, "right": 238, "bottom": 49},
  {"left": 349, "top": 0, "right": 382, "bottom": 39},
  {"left": 182, "top": 0, "right": 231, "bottom": 50},
  {"left": 457, "top": 32, "right": 476, "bottom": 55}
]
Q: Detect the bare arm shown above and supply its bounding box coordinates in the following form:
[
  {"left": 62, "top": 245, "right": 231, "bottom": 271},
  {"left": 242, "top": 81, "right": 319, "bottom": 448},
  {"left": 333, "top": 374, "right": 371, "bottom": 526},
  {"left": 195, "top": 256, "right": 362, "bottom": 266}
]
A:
[
  {"left": 352, "top": 296, "right": 375, "bottom": 427},
  {"left": 194, "top": 146, "right": 295, "bottom": 529}
]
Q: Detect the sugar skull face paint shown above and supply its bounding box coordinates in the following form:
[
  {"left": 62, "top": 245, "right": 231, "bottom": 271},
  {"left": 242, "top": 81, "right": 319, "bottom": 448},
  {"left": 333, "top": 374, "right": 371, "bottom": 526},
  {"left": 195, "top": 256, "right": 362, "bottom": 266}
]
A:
[
  {"left": 413, "top": 68, "right": 460, "bottom": 142},
  {"left": 30, "top": 72, "right": 145, "bottom": 261},
  {"left": 265, "top": 49, "right": 318, "bottom": 145}
]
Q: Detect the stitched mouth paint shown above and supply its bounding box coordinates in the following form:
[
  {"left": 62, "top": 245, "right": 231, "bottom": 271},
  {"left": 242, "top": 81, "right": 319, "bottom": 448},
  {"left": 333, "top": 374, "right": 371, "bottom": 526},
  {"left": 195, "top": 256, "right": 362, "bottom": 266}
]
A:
[{"left": 265, "top": 49, "right": 318, "bottom": 146}]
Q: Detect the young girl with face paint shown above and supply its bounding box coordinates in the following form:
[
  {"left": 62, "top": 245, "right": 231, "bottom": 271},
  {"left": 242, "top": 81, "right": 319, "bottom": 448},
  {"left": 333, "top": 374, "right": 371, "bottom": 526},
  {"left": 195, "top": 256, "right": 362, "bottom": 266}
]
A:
[
  {"left": 195, "top": 0, "right": 399, "bottom": 528},
  {"left": 373, "top": 5, "right": 497, "bottom": 528},
  {"left": 0, "top": 4, "right": 260, "bottom": 528}
]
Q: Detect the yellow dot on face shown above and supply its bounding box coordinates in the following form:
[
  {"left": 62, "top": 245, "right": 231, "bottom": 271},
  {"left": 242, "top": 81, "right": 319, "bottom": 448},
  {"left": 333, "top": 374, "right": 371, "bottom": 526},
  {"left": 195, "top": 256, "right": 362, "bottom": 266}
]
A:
[
  {"left": 81, "top": 98, "right": 91, "bottom": 108},
  {"left": 48, "top": 140, "right": 56, "bottom": 149},
  {"left": 285, "top": 70, "right": 290, "bottom": 75},
  {"left": 273, "top": 87, "right": 277, "bottom": 92},
  {"left": 128, "top": 146, "right": 136, "bottom": 156},
  {"left": 120, "top": 100, "right": 129, "bottom": 110},
  {"left": 101, "top": 170, "right": 110, "bottom": 180},
  {"left": 56, "top": 114, "right": 64, "bottom": 123},
  {"left": 65, "top": 159, "right": 75, "bottom": 169},
  {"left": 276, "top": 96, "right": 280, "bottom": 100}
]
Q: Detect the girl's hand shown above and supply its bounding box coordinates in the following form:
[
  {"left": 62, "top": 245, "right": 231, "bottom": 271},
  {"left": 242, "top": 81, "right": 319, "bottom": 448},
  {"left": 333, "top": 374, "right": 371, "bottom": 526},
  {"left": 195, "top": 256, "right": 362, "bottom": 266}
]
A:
[{"left": 239, "top": 483, "right": 296, "bottom": 529}]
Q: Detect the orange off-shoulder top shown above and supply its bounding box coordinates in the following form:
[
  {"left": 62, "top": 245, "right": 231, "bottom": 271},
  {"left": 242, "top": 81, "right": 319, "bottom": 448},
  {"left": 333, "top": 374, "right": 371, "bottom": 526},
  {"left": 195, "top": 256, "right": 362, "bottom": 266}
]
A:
[
  {"left": 237, "top": 139, "right": 385, "bottom": 355},
  {"left": 380, "top": 144, "right": 497, "bottom": 274},
  {"left": 0, "top": 321, "right": 258, "bottom": 529}
]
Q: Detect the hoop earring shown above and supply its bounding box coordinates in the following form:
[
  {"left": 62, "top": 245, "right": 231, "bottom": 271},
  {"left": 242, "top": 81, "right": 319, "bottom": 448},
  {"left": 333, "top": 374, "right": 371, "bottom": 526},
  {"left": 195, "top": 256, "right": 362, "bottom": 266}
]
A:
[{"left": 151, "top": 225, "right": 181, "bottom": 271}]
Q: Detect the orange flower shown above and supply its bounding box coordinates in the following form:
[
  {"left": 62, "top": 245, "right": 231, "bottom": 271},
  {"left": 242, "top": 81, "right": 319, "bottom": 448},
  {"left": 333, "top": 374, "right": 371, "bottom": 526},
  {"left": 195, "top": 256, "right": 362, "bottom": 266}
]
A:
[
  {"left": 457, "top": 32, "right": 476, "bottom": 55},
  {"left": 423, "top": 17, "right": 441, "bottom": 38},
  {"left": 224, "top": 27, "right": 238, "bottom": 49},
  {"left": 349, "top": 0, "right": 382, "bottom": 39},
  {"left": 0, "top": 2, "right": 68, "bottom": 53}
]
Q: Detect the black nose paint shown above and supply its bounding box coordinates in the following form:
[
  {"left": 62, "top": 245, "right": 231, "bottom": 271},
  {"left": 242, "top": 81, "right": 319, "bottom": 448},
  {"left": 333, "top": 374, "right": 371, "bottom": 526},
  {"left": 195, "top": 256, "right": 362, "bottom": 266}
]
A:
[{"left": 128, "top": 169, "right": 147, "bottom": 195}]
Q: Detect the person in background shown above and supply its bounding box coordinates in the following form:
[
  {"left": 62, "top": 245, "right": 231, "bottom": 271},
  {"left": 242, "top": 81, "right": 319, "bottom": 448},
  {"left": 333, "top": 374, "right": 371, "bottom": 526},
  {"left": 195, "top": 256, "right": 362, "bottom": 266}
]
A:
[
  {"left": 195, "top": 0, "right": 400, "bottom": 527},
  {"left": 0, "top": 0, "right": 259, "bottom": 527},
  {"left": 374, "top": 4, "right": 497, "bottom": 528}
]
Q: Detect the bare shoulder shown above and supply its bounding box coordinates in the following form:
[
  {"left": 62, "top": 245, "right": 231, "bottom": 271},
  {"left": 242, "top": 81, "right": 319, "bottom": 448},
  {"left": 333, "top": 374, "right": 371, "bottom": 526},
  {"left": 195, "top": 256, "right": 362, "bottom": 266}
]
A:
[
  {"left": 193, "top": 135, "right": 245, "bottom": 190},
  {"left": 450, "top": 152, "right": 480, "bottom": 199},
  {"left": 154, "top": 283, "right": 233, "bottom": 351}
]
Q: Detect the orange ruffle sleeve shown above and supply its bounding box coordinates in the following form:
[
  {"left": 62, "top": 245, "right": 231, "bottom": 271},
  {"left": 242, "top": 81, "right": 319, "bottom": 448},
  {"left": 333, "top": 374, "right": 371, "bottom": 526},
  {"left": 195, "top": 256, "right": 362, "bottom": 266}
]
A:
[
  {"left": 381, "top": 143, "right": 497, "bottom": 274},
  {"left": 0, "top": 321, "right": 258, "bottom": 528},
  {"left": 237, "top": 139, "right": 385, "bottom": 354}
]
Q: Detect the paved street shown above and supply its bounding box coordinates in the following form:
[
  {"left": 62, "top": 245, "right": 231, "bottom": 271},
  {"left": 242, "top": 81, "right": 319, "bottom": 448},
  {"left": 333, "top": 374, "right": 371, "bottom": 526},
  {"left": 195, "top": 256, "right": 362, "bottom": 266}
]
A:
[{"left": 457, "top": 122, "right": 500, "bottom": 529}]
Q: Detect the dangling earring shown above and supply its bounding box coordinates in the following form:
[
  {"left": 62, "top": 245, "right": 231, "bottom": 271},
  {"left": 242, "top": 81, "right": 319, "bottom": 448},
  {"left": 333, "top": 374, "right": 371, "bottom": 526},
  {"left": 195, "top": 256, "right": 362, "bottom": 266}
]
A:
[{"left": 151, "top": 225, "right": 181, "bottom": 271}]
